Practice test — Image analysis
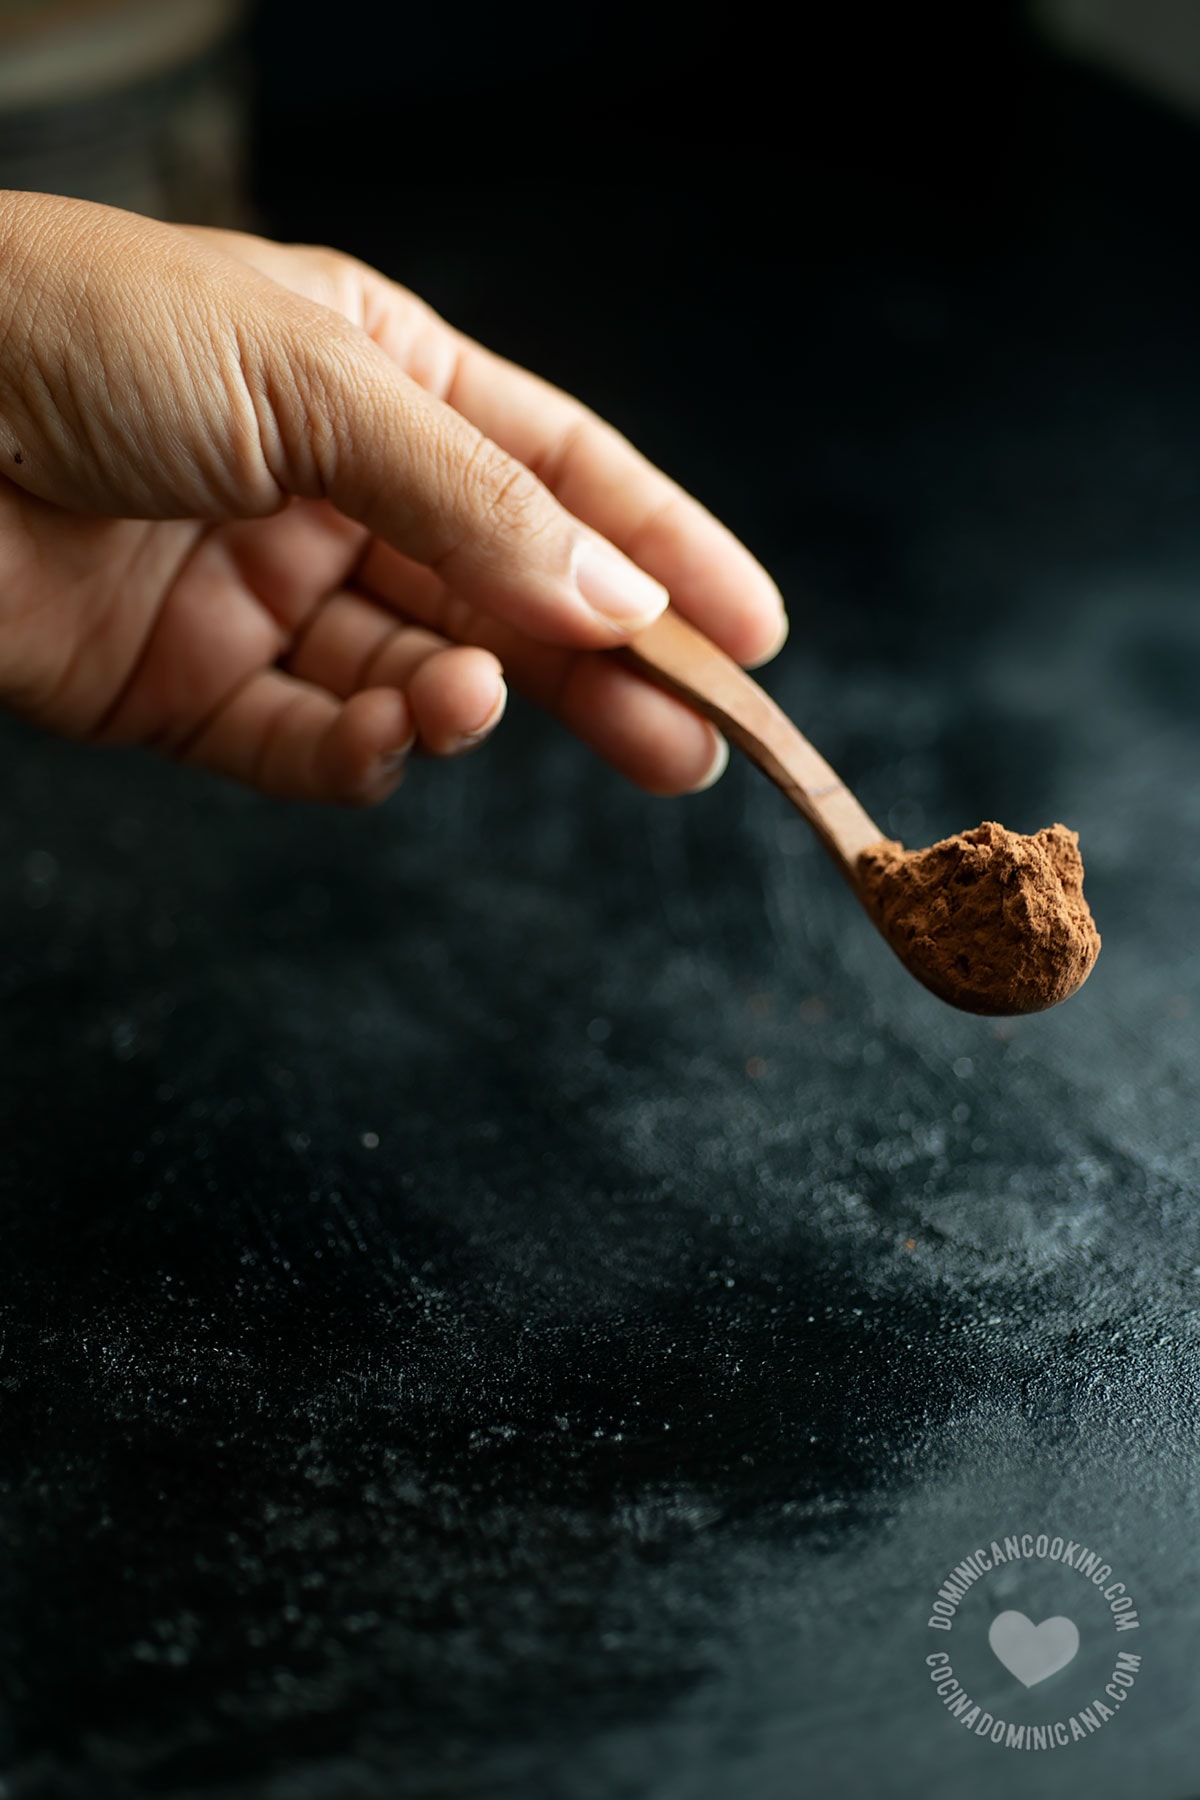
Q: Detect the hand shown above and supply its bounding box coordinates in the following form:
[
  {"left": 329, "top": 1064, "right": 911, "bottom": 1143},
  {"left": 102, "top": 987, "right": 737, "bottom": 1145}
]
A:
[{"left": 0, "top": 192, "right": 786, "bottom": 803}]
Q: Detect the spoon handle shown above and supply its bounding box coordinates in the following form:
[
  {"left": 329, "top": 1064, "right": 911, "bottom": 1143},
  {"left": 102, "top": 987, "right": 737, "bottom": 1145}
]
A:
[{"left": 621, "top": 608, "right": 884, "bottom": 877}]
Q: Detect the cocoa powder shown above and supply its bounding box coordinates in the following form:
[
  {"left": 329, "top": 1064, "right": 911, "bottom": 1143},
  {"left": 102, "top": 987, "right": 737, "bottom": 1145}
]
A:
[{"left": 856, "top": 821, "right": 1101, "bottom": 1015}]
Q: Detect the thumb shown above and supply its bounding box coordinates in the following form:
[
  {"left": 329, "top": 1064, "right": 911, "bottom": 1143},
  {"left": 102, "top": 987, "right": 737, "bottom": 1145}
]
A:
[
  {"left": 0, "top": 192, "right": 667, "bottom": 648},
  {"left": 264, "top": 318, "right": 669, "bottom": 648}
]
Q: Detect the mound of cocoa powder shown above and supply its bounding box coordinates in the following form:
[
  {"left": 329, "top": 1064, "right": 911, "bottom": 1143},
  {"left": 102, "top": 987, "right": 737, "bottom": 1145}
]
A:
[{"left": 856, "top": 821, "right": 1101, "bottom": 1015}]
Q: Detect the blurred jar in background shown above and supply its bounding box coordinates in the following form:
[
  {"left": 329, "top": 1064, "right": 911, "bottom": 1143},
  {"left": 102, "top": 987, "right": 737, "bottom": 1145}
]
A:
[{"left": 0, "top": 0, "right": 250, "bottom": 222}]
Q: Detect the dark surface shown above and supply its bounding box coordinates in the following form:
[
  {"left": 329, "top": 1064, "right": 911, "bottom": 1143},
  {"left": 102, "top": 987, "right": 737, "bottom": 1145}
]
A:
[{"left": 4, "top": 37, "right": 1200, "bottom": 1800}]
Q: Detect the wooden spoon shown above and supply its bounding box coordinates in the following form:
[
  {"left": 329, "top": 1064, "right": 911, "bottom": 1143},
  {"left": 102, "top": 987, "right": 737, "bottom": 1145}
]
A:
[
  {"left": 621, "top": 606, "right": 884, "bottom": 876},
  {"left": 619, "top": 607, "right": 1100, "bottom": 1016}
]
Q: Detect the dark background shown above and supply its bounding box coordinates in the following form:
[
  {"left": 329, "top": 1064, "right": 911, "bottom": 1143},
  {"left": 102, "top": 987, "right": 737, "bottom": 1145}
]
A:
[{"left": 3, "top": 3, "right": 1200, "bottom": 1797}]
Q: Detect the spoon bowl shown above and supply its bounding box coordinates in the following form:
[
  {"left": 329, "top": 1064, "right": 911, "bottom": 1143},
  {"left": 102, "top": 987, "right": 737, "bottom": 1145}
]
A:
[{"left": 620, "top": 609, "right": 1099, "bottom": 1016}]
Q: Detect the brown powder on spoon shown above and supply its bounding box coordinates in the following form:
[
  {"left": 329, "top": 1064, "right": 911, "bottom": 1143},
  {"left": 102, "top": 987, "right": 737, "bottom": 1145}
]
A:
[{"left": 856, "top": 821, "right": 1101, "bottom": 1015}]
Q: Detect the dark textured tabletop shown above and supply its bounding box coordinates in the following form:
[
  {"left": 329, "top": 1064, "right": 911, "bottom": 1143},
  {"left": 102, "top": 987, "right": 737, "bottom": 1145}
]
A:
[{"left": 3, "top": 38, "right": 1200, "bottom": 1800}]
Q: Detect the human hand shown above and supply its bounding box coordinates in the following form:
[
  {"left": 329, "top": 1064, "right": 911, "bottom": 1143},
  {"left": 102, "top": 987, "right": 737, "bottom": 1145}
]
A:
[{"left": 0, "top": 192, "right": 786, "bottom": 803}]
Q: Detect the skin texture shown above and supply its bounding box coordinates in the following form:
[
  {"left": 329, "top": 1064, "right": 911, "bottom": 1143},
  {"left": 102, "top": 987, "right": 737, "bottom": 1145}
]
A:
[{"left": 0, "top": 191, "right": 787, "bottom": 804}]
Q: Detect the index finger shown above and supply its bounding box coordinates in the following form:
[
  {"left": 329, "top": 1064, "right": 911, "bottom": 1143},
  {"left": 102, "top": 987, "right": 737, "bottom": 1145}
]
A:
[
  {"left": 435, "top": 331, "right": 789, "bottom": 669},
  {"left": 192, "top": 231, "right": 788, "bottom": 667}
]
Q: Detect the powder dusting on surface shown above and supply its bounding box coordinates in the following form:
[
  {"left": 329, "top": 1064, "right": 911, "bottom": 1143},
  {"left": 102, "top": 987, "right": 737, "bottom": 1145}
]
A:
[{"left": 856, "top": 821, "right": 1101, "bottom": 1015}]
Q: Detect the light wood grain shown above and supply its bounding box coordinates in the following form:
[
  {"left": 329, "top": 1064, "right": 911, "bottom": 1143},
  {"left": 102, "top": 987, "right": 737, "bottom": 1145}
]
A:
[{"left": 621, "top": 608, "right": 885, "bottom": 883}]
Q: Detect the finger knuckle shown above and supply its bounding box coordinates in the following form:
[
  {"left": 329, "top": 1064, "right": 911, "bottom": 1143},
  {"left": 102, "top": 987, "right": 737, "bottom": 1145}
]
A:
[
  {"left": 273, "top": 243, "right": 364, "bottom": 312},
  {"left": 464, "top": 437, "right": 548, "bottom": 543}
]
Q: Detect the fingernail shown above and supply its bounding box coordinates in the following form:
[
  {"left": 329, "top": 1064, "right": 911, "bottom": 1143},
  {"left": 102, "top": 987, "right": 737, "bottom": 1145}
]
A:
[
  {"left": 574, "top": 540, "right": 669, "bottom": 631},
  {"left": 379, "top": 731, "right": 417, "bottom": 776},
  {"left": 449, "top": 679, "right": 507, "bottom": 755},
  {"left": 689, "top": 729, "right": 729, "bottom": 793}
]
